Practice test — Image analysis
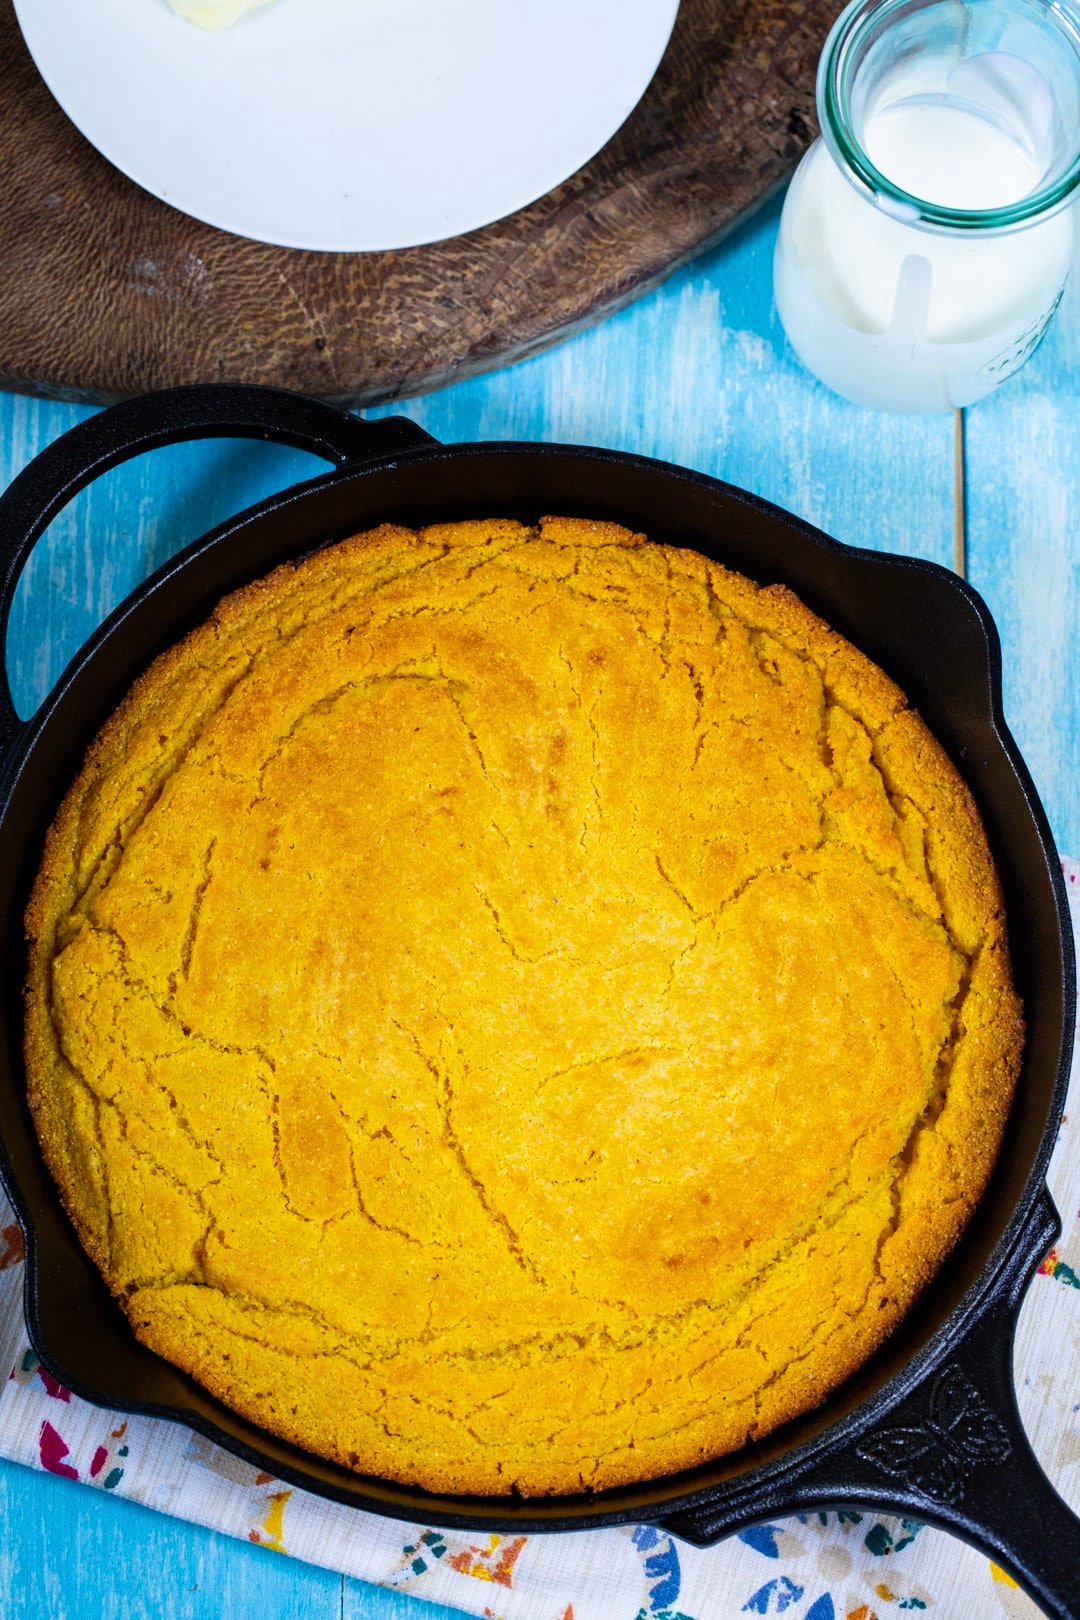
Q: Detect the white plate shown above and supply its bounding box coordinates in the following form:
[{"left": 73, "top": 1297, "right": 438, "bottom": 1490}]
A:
[{"left": 14, "top": 0, "right": 680, "bottom": 252}]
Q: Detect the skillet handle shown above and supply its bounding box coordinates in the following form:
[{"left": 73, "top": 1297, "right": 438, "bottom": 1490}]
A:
[
  {"left": 0, "top": 383, "right": 436, "bottom": 761},
  {"left": 663, "top": 1186, "right": 1080, "bottom": 1620}
]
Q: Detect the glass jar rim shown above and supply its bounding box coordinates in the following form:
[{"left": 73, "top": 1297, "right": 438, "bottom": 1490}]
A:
[{"left": 818, "top": 0, "right": 1080, "bottom": 232}]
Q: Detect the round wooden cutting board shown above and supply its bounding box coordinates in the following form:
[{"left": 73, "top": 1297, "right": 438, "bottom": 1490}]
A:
[{"left": 0, "top": 0, "right": 836, "bottom": 406}]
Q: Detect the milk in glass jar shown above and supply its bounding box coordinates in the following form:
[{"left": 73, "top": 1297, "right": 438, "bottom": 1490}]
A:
[{"left": 774, "top": 0, "right": 1080, "bottom": 411}]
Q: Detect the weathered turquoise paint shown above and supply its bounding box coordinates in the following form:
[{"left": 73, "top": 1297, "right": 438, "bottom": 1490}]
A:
[{"left": 0, "top": 190, "right": 1075, "bottom": 1620}]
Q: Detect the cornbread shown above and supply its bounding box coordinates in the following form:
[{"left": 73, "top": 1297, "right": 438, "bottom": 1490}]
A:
[{"left": 25, "top": 516, "right": 1022, "bottom": 1495}]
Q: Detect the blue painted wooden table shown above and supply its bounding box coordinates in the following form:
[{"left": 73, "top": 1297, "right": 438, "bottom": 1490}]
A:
[{"left": 0, "top": 194, "right": 1077, "bottom": 1618}]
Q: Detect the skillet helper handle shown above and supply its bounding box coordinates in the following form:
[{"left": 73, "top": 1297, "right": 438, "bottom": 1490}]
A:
[
  {"left": 0, "top": 383, "right": 435, "bottom": 761},
  {"left": 664, "top": 1186, "right": 1080, "bottom": 1620}
]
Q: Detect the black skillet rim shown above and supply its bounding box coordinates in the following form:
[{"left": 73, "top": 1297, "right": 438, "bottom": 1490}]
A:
[{"left": 0, "top": 431, "right": 1073, "bottom": 1542}]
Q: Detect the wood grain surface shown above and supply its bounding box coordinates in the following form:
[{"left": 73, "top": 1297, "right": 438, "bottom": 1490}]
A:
[{"left": 0, "top": 0, "right": 834, "bottom": 405}]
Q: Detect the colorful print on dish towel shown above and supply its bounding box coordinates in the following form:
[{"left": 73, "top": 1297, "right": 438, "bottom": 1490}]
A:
[{"left": 0, "top": 863, "right": 1077, "bottom": 1620}]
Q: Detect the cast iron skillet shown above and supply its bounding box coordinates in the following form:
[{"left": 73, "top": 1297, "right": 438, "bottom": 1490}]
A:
[{"left": 0, "top": 387, "right": 1076, "bottom": 1616}]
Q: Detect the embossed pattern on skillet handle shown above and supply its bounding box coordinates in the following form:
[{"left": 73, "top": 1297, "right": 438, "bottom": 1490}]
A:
[
  {"left": 0, "top": 384, "right": 437, "bottom": 762},
  {"left": 663, "top": 1186, "right": 1080, "bottom": 1620}
]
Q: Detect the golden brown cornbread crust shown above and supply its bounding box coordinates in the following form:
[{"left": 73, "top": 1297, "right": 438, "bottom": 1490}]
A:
[{"left": 25, "top": 516, "right": 1022, "bottom": 1496}]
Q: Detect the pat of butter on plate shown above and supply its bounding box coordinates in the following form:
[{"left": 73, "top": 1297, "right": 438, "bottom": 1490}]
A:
[{"left": 167, "top": 0, "right": 276, "bottom": 27}]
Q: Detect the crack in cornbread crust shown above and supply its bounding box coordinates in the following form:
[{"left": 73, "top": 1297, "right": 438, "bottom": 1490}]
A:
[{"left": 25, "top": 516, "right": 1022, "bottom": 1496}]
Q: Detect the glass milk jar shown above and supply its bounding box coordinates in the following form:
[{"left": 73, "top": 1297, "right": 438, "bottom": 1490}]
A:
[{"left": 774, "top": 0, "right": 1080, "bottom": 411}]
